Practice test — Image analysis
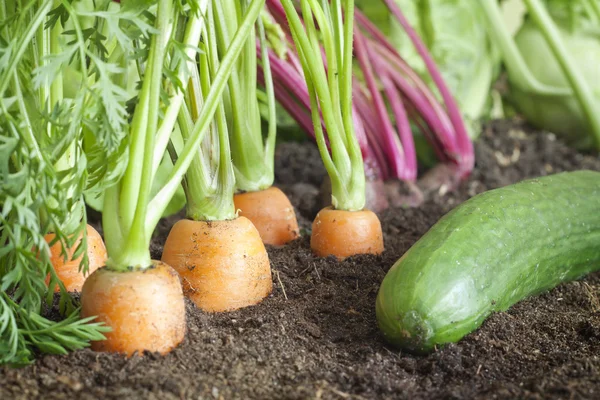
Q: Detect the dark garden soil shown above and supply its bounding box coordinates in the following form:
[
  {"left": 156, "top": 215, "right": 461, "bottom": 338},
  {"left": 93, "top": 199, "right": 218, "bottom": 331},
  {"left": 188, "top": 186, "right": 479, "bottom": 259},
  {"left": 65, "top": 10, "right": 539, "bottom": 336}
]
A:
[{"left": 3, "top": 119, "right": 600, "bottom": 400}]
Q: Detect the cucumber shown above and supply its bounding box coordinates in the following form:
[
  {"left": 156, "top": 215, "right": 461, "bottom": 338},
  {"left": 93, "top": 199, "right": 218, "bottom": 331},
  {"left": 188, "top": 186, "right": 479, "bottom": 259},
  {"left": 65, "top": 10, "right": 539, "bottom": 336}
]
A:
[{"left": 376, "top": 170, "right": 600, "bottom": 353}]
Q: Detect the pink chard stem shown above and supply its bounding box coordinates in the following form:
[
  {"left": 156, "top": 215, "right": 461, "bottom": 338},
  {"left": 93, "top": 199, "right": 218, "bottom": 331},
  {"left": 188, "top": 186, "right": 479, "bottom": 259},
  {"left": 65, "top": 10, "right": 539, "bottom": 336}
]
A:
[
  {"left": 382, "top": 0, "right": 474, "bottom": 176},
  {"left": 354, "top": 26, "right": 414, "bottom": 181},
  {"left": 262, "top": 0, "right": 473, "bottom": 186}
]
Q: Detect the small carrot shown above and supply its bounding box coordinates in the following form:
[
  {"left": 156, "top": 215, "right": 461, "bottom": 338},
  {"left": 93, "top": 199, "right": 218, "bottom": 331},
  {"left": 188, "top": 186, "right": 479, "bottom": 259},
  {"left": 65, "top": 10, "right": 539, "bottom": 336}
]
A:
[
  {"left": 45, "top": 224, "right": 107, "bottom": 293},
  {"left": 280, "top": 0, "right": 385, "bottom": 260},
  {"left": 223, "top": 0, "right": 290, "bottom": 247},
  {"left": 234, "top": 186, "right": 300, "bottom": 246},
  {"left": 161, "top": 217, "right": 272, "bottom": 312},
  {"left": 80, "top": 261, "right": 186, "bottom": 356},
  {"left": 311, "top": 207, "right": 384, "bottom": 260}
]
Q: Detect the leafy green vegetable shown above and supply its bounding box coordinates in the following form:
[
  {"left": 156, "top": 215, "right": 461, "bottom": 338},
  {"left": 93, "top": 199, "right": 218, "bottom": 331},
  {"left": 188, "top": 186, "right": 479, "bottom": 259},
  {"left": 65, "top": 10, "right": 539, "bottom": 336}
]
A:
[
  {"left": 1, "top": 293, "right": 110, "bottom": 366},
  {"left": 511, "top": 0, "right": 600, "bottom": 149},
  {"left": 480, "top": 0, "right": 600, "bottom": 150}
]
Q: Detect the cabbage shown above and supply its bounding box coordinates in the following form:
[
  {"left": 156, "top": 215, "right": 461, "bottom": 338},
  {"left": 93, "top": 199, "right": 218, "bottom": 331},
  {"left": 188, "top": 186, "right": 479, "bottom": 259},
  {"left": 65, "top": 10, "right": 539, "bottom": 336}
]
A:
[
  {"left": 480, "top": 0, "right": 600, "bottom": 150},
  {"left": 512, "top": 18, "right": 600, "bottom": 148},
  {"left": 511, "top": 0, "right": 600, "bottom": 149}
]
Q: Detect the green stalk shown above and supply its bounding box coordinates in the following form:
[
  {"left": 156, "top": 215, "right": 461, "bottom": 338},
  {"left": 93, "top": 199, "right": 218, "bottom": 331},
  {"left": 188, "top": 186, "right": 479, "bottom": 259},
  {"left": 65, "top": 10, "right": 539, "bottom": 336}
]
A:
[
  {"left": 479, "top": 0, "right": 570, "bottom": 96},
  {"left": 211, "top": 0, "right": 278, "bottom": 192},
  {"left": 300, "top": 0, "right": 349, "bottom": 171},
  {"left": 213, "top": 0, "right": 266, "bottom": 192},
  {"left": 152, "top": 6, "right": 207, "bottom": 180},
  {"left": 340, "top": 0, "right": 364, "bottom": 205},
  {"left": 284, "top": 2, "right": 339, "bottom": 193},
  {"left": 203, "top": 3, "right": 236, "bottom": 220},
  {"left": 257, "top": 17, "right": 277, "bottom": 173},
  {"left": 105, "top": 0, "right": 175, "bottom": 270},
  {"left": 310, "top": 0, "right": 347, "bottom": 150},
  {"left": 122, "top": 0, "right": 172, "bottom": 267},
  {"left": 117, "top": 86, "right": 149, "bottom": 237},
  {"left": 49, "top": 0, "right": 63, "bottom": 125},
  {"left": 280, "top": 0, "right": 364, "bottom": 211},
  {"left": 49, "top": 0, "right": 78, "bottom": 202},
  {"left": 173, "top": 2, "right": 236, "bottom": 222},
  {"left": 36, "top": 0, "right": 49, "bottom": 126},
  {"left": 177, "top": 101, "right": 220, "bottom": 220},
  {"left": 145, "top": 0, "right": 266, "bottom": 235},
  {"left": 102, "top": 184, "right": 123, "bottom": 263},
  {"left": 523, "top": 0, "right": 600, "bottom": 147}
]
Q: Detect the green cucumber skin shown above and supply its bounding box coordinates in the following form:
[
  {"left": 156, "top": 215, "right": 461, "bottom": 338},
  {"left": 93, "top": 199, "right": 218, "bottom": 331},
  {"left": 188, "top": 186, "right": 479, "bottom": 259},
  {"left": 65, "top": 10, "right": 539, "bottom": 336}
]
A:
[{"left": 376, "top": 170, "right": 600, "bottom": 354}]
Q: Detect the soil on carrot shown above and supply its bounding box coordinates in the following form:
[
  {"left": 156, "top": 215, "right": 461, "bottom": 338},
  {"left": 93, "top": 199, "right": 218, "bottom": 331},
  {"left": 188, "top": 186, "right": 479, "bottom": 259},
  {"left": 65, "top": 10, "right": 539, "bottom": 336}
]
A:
[{"left": 3, "top": 119, "right": 600, "bottom": 400}]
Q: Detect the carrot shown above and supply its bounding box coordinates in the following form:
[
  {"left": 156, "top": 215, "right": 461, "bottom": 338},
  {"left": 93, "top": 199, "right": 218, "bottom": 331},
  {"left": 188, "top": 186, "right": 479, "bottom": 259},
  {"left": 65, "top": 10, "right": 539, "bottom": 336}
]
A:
[
  {"left": 161, "top": 216, "right": 272, "bottom": 312},
  {"left": 311, "top": 207, "right": 384, "bottom": 260},
  {"left": 234, "top": 186, "right": 300, "bottom": 245},
  {"left": 160, "top": 1, "right": 273, "bottom": 312},
  {"left": 280, "top": 0, "right": 385, "bottom": 259},
  {"left": 77, "top": 0, "right": 264, "bottom": 356},
  {"left": 80, "top": 261, "right": 186, "bottom": 356},
  {"left": 45, "top": 224, "right": 107, "bottom": 293}
]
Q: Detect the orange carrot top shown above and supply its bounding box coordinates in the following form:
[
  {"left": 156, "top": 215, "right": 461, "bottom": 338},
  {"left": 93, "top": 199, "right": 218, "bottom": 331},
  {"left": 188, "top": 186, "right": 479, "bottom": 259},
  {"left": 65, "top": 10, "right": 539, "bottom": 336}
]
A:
[{"left": 162, "top": 2, "right": 273, "bottom": 311}]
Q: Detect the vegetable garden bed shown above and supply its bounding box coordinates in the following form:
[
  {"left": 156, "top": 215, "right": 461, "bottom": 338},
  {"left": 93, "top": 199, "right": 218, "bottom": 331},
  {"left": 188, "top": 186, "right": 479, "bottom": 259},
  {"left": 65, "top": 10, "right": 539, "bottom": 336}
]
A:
[{"left": 2, "top": 119, "right": 599, "bottom": 400}]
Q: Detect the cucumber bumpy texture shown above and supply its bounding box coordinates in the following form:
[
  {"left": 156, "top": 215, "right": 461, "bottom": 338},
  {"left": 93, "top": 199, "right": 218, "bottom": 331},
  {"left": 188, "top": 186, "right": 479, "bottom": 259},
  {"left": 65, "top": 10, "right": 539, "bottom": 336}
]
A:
[{"left": 376, "top": 170, "right": 600, "bottom": 353}]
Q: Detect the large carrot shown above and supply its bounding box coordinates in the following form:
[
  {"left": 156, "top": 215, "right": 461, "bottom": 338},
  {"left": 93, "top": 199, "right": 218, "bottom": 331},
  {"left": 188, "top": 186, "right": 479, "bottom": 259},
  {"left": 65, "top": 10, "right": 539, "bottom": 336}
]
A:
[
  {"left": 81, "top": 261, "right": 185, "bottom": 355},
  {"left": 80, "top": 0, "right": 264, "bottom": 355},
  {"left": 162, "top": 217, "right": 272, "bottom": 311},
  {"left": 161, "top": 0, "right": 272, "bottom": 312},
  {"left": 280, "top": 0, "right": 384, "bottom": 259},
  {"left": 234, "top": 187, "right": 299, "bottom": 246},
  {"left": 78, "top": 0, "right": 200, "bottom": 356},
  {"left": 45, "top": 224, "right": 107, "bottom": 292}
]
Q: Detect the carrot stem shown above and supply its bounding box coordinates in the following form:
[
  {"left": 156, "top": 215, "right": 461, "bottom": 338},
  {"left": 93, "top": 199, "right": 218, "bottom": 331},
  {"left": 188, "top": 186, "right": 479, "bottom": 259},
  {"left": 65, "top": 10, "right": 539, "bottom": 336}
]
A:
[
  {"left": 212, "top": 0, "right": 274, "bottom": 192},
  {"left": 102, "top": 0, "right": 197, "bottom": 270},
  {"left": 152, "top": 5, "right": 207, "bottom": 181},
  {"left": 181, "top": 1, "right": 237, "bottom": 222},
  {"left": 280, "top": 0, "right": 365, "bottom": 211},
  {"left": 258, "top": 16, "right": 277, "bottom": 176},
  {"left": 146, "top": 0, "right": 266, "bottom": 230}
]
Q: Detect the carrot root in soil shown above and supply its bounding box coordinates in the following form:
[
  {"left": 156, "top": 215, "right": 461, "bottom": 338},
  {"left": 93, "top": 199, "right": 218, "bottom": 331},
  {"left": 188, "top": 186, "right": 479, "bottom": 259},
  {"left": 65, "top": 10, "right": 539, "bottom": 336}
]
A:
[
  {"left": 80, "top": 261, "right": 186, "bottom": 356},
  {"left": 311, "top": 207, "right": 384, "bottom": 260},
  {"left": 161, "top": 217, "right": 273, "bottom": 312},
  {"left": 45, "top": 224, "right": 107, "bottom": 292},
  {"left": 234, "top": 186, "right": 300, "bottom": 246}
]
